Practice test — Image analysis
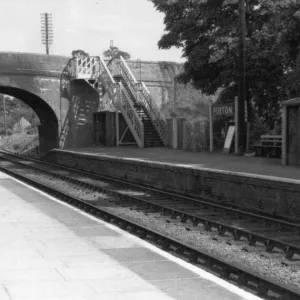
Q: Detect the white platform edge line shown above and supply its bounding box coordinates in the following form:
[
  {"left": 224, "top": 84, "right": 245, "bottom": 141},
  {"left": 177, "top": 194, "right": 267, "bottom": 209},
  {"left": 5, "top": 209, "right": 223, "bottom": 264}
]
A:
[{"left": 4, "top": 172, "right": 263, "bottom": 300}]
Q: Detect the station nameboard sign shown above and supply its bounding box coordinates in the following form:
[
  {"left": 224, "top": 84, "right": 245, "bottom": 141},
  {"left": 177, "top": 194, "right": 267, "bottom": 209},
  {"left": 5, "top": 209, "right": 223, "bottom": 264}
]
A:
[{"left": 213, "top": 104, "right": 234, "bottom": 117}]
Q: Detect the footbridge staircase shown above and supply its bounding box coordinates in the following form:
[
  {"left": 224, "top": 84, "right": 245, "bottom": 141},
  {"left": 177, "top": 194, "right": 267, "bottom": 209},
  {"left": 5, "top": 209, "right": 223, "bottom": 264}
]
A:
[{"left": 60, "top": 55, "right": 167, "bottom": 148}]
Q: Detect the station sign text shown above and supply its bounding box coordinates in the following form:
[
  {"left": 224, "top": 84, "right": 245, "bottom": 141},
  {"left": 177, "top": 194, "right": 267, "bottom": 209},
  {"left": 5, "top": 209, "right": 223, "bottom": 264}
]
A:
[{"left": 212, "top": 104, "right": 234, "bottom": 117}]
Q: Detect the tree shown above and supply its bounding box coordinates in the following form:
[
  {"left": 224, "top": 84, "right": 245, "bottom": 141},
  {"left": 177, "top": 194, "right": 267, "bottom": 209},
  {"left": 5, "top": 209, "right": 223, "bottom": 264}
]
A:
[
  {"left": 0, "top": 95, "right": 39, "bottom": 131},
  {"left": 71, "top": 49, "right": 89, "bottom": 57},
  {"left": 150, "top": 0, "right": 300, "bottom": 127},
  {"left": 103, "top": 46, "right": 131, "bottom": 66}
]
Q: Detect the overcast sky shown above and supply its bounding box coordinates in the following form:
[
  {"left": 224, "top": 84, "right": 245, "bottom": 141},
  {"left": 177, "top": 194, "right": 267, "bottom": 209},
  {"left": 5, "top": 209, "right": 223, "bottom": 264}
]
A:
[{"left": 0, "top": 0, "right": 183, "bottom": 62}]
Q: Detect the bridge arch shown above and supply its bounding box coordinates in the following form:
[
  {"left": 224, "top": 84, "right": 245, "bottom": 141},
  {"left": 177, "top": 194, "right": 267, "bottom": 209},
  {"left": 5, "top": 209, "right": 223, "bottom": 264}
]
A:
[{"left": 0, "top": 86, "right": 58, "bottom": 153}]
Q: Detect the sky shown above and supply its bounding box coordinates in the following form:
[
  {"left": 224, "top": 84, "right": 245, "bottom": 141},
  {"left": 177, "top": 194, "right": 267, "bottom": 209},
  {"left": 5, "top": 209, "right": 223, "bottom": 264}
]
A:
[{"left": 0, "top": 0, "right": 184, "bottom": 62}]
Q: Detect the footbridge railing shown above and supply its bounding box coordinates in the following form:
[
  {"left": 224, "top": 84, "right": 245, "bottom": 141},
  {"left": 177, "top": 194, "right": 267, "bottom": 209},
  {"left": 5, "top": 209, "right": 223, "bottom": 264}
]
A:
[{"left": 109, "top": 56, "right": 167, "bottom": 145}]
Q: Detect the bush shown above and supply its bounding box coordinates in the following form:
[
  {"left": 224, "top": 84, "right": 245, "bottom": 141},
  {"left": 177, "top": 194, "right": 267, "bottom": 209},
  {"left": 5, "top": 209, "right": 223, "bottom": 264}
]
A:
[
  {"left": 0, "top": 132, "right": 38, "bottom": 153},
  {"left": 249, "top": 115, "right": 269, "bottom": 145}
]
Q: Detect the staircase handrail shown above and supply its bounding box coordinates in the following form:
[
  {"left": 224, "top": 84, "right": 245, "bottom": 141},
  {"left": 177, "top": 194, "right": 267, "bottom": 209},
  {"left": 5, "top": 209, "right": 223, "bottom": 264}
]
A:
[
  {"left": 119, "top": 56, "right": 167, "bottom": 145},
  {"left": 98, "top": 56, "right": 119, "bottom": 106},
  {"left": 60, "top": 57, "right": 77, "bottom": 96},
  {"left": 138, "top": 82, "right": 167, "bottom": 144},
  {"left": 97, "top": 56, "right": 144, "bottom": 147},
  {"left": 119, "top": 56, "right": 138, "bottom": 100},
  {"left": 59, "top": 57, "right": 77, "bottom": 146},
  {"left": 59, "top": 118, "right": 69, "bottom": 148},
  {"left": 63, "top": 57, "right": 77, "bottom": 77},
  {"left": 99, "top": 56, "right": 115, "bottom": 83},
  {"left": 118, "top": 82, "right": 144, "bottom": 147}
]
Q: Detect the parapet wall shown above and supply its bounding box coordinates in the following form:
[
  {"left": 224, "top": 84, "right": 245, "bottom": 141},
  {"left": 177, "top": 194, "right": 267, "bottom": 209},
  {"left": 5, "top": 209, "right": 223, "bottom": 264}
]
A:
[{"left": 0, "top": 52, "right": 68, "bottom": 77}]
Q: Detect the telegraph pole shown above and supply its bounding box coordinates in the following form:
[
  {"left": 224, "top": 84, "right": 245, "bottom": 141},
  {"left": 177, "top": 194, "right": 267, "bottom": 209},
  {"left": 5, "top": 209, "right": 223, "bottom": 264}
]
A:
[
  {"left": 236, "top": 0, "right": 246, "bottom": 154},
  {"left": 41, "top": 13, "right": 53, "bottom": 55}
]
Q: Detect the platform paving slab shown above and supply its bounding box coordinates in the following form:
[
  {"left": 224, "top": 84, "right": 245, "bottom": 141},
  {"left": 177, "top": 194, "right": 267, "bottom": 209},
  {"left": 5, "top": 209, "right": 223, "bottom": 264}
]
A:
[{"left": 0, "top": 172, "right": 261, "bottom": 300}]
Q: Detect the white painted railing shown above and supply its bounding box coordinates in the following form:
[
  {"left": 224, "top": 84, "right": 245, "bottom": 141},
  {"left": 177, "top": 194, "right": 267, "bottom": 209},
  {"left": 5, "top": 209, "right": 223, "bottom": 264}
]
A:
[
  {"left": 117, "top": 83, "right": 144, "bottom": 148},
  {"left": 76, "top": 56, "right": 100, "bottom": 79},
  {"left": 98, "top": 56, "right": 144, "bottom": 147},
  {"left": 98, "top": 56, "right": 118, "bottom": 106}
]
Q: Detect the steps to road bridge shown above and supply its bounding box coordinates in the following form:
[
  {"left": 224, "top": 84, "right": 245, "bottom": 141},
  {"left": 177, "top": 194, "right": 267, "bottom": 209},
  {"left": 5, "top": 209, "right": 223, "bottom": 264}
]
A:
[{"left": 60, "top": 55, "right": 167, "bottom": 148}]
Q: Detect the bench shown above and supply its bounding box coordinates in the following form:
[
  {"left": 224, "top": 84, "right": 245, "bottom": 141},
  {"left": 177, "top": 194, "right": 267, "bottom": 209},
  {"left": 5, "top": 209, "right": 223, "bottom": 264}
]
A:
[{"left": 252, "top": 135, "right": 282, "bottom": 158}]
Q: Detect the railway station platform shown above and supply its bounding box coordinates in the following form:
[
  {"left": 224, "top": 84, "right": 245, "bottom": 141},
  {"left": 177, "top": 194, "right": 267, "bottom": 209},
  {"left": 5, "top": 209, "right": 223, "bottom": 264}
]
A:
[
  {"left": 0, "top": 171, "right": 261, "bottom": 300},
  {"left": 59, "top": 146, "right": 300, "bottom": 181},
  {"left": 44, "top": 147, "right": 300, "bottom": 219}
]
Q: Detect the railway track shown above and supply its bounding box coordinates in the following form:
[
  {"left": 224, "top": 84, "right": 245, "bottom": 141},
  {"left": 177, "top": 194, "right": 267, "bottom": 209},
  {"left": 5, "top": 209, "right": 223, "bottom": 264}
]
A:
[
  {"left": 2, "top": 151, "right": 300, "bottom": 260},
  {"left": 0, "top": 151, "right": 300, "bottom": 299}
]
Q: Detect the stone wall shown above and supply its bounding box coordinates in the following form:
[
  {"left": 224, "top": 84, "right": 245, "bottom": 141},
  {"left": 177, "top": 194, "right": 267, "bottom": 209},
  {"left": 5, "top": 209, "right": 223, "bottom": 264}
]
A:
[{"left": 44, "top": 150, "right": 300, "bottom": 219}]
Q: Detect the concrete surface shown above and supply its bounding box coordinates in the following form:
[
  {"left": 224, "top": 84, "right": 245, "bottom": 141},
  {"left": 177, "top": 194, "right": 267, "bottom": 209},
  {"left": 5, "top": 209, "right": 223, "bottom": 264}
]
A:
[
  {"left": 64, "top": 146, "right": 300, "bottom": 180},
  {"left": 0, "top": 171, "right": 261, "bottom": 300}
]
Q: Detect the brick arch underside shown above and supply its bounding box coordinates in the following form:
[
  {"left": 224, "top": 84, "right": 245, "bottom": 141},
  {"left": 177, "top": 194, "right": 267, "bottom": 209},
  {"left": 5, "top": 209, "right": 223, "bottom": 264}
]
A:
[{"left": 0, "top": 86, "right": 58, "bottom": 154}]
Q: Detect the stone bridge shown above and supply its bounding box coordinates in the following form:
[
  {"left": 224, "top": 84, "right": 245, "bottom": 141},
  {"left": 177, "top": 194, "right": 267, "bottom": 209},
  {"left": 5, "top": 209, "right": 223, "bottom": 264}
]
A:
[{"left": 0, "top": 52, "right": 68, "bottom": 153}]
